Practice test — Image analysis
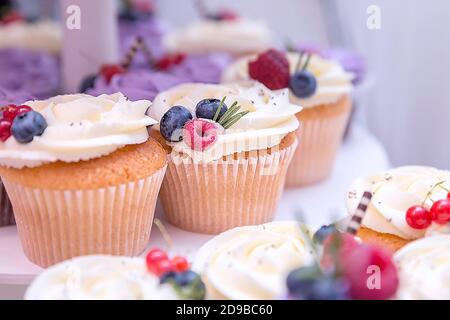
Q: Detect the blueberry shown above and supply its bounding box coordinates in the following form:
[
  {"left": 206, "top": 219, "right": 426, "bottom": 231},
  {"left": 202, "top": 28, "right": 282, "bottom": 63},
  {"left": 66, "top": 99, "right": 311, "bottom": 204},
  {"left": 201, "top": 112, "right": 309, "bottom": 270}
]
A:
[
  {"left": 313, "top": 224, "right": 338, "bottom": 244},
  {"left": 79, "top": 74, "right": 97, "bottom": 93},
  {"left": 11, "top": 111, "right": 47, "bottom": 144},
  {"left": 173, "top": 270, "right": 198, "bottom": 286},
  {"left": 159, "top": 271, "right": 177, "bottom": 284},
  {"left": 160, "top": 106, "right": 192, "bottom": 142},
  {"left": 286, "top": 265, "right": 322, "bottom": 295},
  {"left": 195, "top": 99, "right": 228, "bottom": 121},
  {"left": 289, "top": 71, "right": 317, "bottom": 98}
]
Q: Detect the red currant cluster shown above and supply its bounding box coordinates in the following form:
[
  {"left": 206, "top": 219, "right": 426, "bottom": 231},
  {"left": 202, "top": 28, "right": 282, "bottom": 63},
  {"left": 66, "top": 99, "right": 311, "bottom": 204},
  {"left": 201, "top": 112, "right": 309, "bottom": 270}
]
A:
[
  {"left": 0, "top": 11, "right": 24, "bottom": 25},
  {"left": 145, "top": 248, "right": 189, "bottom": 277},
  {"left": 99, "top": 64, "right": 126, "bottom": 83},
  {"left": 154, "top": 53, "right": 186, "bottom": 71},
  {"left": 406, "top": 190, "right": 450, "bottom": 230},
  {"left": 0, "top": 104, "right": 32, "bottom": 141}
]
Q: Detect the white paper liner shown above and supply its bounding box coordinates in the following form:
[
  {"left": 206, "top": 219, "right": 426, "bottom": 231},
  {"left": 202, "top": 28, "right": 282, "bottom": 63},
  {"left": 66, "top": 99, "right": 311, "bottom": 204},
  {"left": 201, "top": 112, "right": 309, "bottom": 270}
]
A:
[
  {"left": 2, "top": 166, "right": 167, "bottom": 267},
  {"left": 160, "top": 140, "right": 297, "bottom": 234}
]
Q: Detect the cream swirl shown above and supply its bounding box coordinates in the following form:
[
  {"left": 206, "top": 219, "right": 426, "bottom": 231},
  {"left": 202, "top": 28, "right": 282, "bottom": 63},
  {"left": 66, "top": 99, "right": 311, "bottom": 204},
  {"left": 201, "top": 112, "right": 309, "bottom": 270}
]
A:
[
  {"left": 148, "top": 81, "right": 301, "bottom": 163},
  {"left": 346, "top": 166, "right": 450, "bottom": 240},
  {"left": 25, "top": 255, "right": 179, "bottom": 300},
  {"left": 0, "top": 21, "right": 61, "bottom": 54},
  {"left": 0, "top": 93, "right": 156, "bottom": 169},
  {"left": 222, "top": 52, "right": 353, "bottom": 108},
  {"left": 192, "top": 222, "right": 315, "bottom": 300},
  {"left": 163, "top": 19, "right": 272, "bottom": 55},
  {"left": 394, "top": 235, "right": 450, "bottom": 299}
]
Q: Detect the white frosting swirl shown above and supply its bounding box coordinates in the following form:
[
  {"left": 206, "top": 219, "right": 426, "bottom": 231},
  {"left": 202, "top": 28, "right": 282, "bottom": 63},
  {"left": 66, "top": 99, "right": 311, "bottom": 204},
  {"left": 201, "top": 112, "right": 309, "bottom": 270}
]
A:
[
  {"left": 163, "top": 19, "right": 272, "bottom": 55},
  {"left": 193, "top": 221, "right": 316, "bottom": 300},
  {"left": 0, "top": 93, "right": 156, "bottom": 169},
  {"left": 346, "top": 166, "right": 450, "bottom": 240},
  {"left": 148, "top": 82, "right": 301, "bottom": 163},
  {"left": 0, "top": 21, "right": 61, "bottom": 54},
  {"left": 222, "top": 52, "right": 353, "bottom": 108},
  {"left": 394, "top": 235, "right": 450, "bottom": 299},
  {"left": 25, "top": 255, "right": 179, "bottom": 300}
]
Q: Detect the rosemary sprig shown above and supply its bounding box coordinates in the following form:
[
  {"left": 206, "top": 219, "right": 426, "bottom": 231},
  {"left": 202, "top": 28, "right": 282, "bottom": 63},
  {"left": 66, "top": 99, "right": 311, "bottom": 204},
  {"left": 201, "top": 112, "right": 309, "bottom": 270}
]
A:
[
  {"left": 212, "top": 96, "right": 226, "bottom": 122},
  {"left": 302, "top": 53, "right": 312, "bottom": 71},
  {"left": 218, "top": 102, "right": 239, "bottom": 124},
  {"left": 221, "top": 111, "right": 250, "bottom": 129}
]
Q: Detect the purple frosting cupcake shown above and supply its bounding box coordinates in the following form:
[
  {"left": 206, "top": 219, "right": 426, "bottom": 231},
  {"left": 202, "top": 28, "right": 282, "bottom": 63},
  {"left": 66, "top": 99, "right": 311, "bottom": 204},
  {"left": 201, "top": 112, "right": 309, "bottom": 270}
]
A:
[{"left": 0, "top": 48, "right": 60, "bottom": 100}]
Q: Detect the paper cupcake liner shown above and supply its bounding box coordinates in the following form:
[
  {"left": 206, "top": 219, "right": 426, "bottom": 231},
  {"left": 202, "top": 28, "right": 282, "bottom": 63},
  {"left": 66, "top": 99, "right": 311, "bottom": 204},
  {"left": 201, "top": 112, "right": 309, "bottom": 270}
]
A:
[
  {"left": 2, "top": 166, "right": 167, "bottom": 267},
  {"left": 285, "top": 100, "right": 351, "bottom": 187},
  {"left": 160, "top": 140, "right": 297, "bottom": 234},
  {"left": 0, "top": 179, "right": 14, "bottom": 227}
]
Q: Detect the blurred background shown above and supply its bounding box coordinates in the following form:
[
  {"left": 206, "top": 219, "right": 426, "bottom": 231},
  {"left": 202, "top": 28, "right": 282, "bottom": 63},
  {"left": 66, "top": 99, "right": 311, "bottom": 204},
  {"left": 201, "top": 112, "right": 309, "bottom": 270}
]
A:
[{"left": 8, "top": 0, "right": 450, "bottom": 168}]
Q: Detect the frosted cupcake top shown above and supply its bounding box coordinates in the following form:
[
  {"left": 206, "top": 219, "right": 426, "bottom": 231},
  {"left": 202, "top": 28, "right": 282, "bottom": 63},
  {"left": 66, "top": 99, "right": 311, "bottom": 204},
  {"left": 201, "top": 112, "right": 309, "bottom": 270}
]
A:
[
  {"left": 25, "top": 255, "right": 180, "bottom": 300},
  {"left": 222, "top": 51, "right": 353, "bottom": 108},
  {"left": 163, "top": 19, "right": 272, "bottom": 55},
  {"left": 0, "top": 93, "right": 156, "bottom": 168},
  {"left": 346, "top": 166, "right": 450, "bottom": 240},
  {"left": 394, "top": 235, "right": 450, "bottom": 299},
  {"left": 0, "top": 21, "right": 61, "bottom": 54},
  {"left": 148, "top": 81, "right": 301, "bottom": 163},
  {"left": 192, "top": 221, "right": 315, "bottom": 300}
]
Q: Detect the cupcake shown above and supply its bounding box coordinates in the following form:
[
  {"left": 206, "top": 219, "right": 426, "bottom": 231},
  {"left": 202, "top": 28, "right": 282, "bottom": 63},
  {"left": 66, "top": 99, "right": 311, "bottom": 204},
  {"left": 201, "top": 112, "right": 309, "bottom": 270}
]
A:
[
  {"left": 0, "top": 87, "right": 35, "bottom": 227},
  {"left": 148, "top": 81, "right": 300, "bottom": 234},
  {"left": 163, "top": 10, "right": 272, "bottom": 57},
  {"left": 192, "top": 221, "right": 316, "bottom": 299},
  {"left": 0, "top": 20, "right": 61, "bottom": 55},
  {"left": 346, "top": 166, "right": 450, "bottom": 253},
  {"left": 0, "top": 93, "right": 167, "bottom": 267},
  {"left": 222, "top": 50, "right": 353, "bottom": 187},
  {"left": 0, "top": 48, "right": 60, "bottom": 99},
  {"left": 25, "top": 254, "right": 206, "bottom": 300},
  {"left": 394, "top": 235, "right": 450, "bottom": 299}
]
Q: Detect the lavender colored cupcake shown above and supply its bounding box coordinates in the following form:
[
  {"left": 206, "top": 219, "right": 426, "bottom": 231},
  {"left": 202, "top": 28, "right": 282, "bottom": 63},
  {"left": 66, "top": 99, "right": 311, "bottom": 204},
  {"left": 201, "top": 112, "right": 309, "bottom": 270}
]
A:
[
  {"left": 0, "top": 48, "right": 60, "bottom": 100},
  {"left": 0, "top": 87, "right": 34, "bottom": 227},
  {"left": 87, "top": 69, "right": 188, "bottom": 101}
]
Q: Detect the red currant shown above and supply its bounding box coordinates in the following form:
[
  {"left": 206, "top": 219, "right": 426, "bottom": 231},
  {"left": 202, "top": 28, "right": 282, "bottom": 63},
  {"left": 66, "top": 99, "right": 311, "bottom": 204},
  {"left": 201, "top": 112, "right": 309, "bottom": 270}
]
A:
[
  {"left": 405, "top": 205, "right": 432, "bottom": 229},
  {"left": 171, "top": 256, "right": 189, "bottom": 272},
  {"left": 0, "top": 120, "right": 12, "bottom": 142},
  {"left": 100, "top": 64, "right": 125, "bottom": 83},
  {"left": 172, "top": 53, "right": 186, "bottom": 65},
  {"left": 146, "top": 248, "right": 168, "bottom": 265},
  {"left": 430, "top": 199, "right": 450, "bottom": 224},
  {"left": 148, "top": 258, "right": 174, "bottom": 276},
  {"left": 155, "top": 55, "right": 173, "bottom": 70},
  {"left": 1, "top": 11, "right": 24, "bottom": 25}
]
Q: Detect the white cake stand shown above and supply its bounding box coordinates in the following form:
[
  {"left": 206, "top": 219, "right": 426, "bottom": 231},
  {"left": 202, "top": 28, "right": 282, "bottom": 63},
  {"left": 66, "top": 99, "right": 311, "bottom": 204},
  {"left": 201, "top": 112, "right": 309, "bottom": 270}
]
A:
[{"left": 0, "top": 126, "right": 390, "bottom": 298}]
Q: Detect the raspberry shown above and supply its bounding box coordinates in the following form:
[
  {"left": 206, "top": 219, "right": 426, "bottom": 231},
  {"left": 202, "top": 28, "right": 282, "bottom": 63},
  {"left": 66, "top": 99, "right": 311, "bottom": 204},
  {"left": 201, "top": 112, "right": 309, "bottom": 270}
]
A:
[
  {"left": 183, "top": 119, "right": 219, "bottom": 151},
  {"left": 248, "top": 49, "right": 290, "bottom": 90},
  {"left": 321, "top": 232, "right": 359, "bottom": 270},
  {"left": 100, "top": 64, "right": 125, "bottom": 83}
]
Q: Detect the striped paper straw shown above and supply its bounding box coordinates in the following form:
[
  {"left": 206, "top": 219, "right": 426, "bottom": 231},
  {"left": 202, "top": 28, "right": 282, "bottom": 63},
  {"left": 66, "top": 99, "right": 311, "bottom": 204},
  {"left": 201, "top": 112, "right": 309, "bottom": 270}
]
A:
[{"left": 346, "top": 191, "right": 373, "bottom": 235}]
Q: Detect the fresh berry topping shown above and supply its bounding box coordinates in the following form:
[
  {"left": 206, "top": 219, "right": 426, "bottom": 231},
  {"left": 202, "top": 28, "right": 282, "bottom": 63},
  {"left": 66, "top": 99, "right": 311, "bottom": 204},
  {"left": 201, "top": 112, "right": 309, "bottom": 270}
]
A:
[
  {"left": 248, "top": 49, "right": 290, "bottom": 90},
  {"left": 172, "top": 270, "right": 199, "bottom": 286},
  {"left": 183, "top": 119, "right": 219, "bottom": 151},
  {"left": 289, "top": 71, "right": 317, "bottom": 98},
  {"left": 2, "top": 105, "right": 32, "bottom": 122},
  {"left": 0, "top": 120, "right": 12, "bottom": 142},
  {"left": 195, "top": 99, "right": 228, "bottom": 121},
  {"left": 150, "top": 259, "right": 174, "bottom": 277},
  {"left": 287, "top": 266, "right": 350, "bottom": 300},
  {"left": 159, "top": 271, "right": 177, "bottom": 284},
  {"left": 171, "top": 256, "right": 189, "bottom": 273},
  {"left": 155, "top": 53, "right": 186, "bottom": 70},
  {"left": 11, "top": 111, "right": 47, "bottom": 144},
  {"left": 100, "top": 64, "right": 125, "bottom": 83},
  {"left": 208, "top": 9, "right": 239, "bottom": 21},
  {"left": 1, "top": 11, "right": 24, "bottom": 25},
  {"left": 448, "top": 192, "right": 450, "bottom": 200},
  {"left": 340, "top": 245, "right": 398, "bottom": 300},
  {"left": 146, "top": 248, "right": 168, "bottom": 266},
  {"left": 321, "top": 232, "right": 359, "bottom": 269},
  {"left": 172, "top": 271, "right": 206, "bottom": 300},
  {"left": 313, "top": 224, "right": 337, "bottom": 244},
  {"left": 405, "top": 205, "right": 432, "bottom": 229},
  {"left": 160, "top": 106, "right": 193, "bottom": 142},
  {"left": 79, "top": 74, "right": 97, "bottom": 93},
  {"left": 430, "top": 199, "right": 450, "bottom": 224}
]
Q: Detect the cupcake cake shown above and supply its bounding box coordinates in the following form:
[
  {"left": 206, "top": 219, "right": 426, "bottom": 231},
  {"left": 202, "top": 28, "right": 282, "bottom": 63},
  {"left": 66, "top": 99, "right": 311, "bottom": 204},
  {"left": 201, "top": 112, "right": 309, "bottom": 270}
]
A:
[
  {"left": 222, "top": 49, "right": 353, "bottom": 187},
  {"left": 0, "top": 48, "right": 60, "bottom": 99},
  {"left": 346, "top": 166, "right": 450, "bottom": 253},
  {"left": 394, "top": 235, "right": 450, "bottom": 300},
  {"left": 0, "top": 20, "right": 61, "bottom": 55},
  {"left": 193, "top": 221, "right": 316, "bottom": 299},
  {"left": 148, "top": 81, "right": 300, "bottom": 234},
  {"left": 25, "top": 253, "right": 206, "bottom": 300},
  {"left": 0, "top": 87, "right": 35, "bottom": 227},
  {"left": 0, "top": 93, "right": 167, "bottom": 267}
]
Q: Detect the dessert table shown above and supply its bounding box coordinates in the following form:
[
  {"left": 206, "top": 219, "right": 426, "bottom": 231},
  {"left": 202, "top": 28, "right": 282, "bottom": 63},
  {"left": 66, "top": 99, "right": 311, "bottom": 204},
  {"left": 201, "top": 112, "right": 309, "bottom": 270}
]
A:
[{"left": 0, "top": 125, "right": 389, "bottom": 299}]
